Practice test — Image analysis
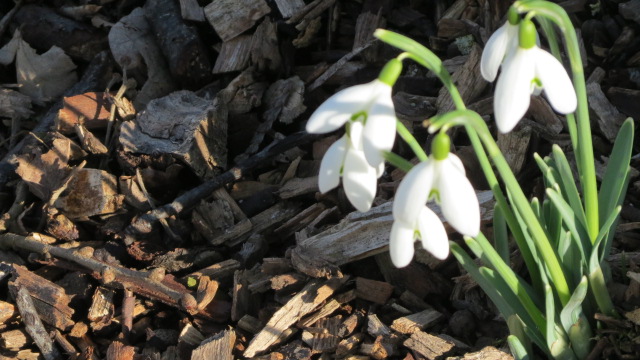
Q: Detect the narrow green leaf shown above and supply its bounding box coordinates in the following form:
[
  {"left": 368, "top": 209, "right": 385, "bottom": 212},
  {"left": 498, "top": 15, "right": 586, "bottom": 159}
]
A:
[
  {"left": 559, "top": 276, "right": 588, "bottom": 332},
  {"left": 599, "top": 118, "right": 634, "bottom": 228},
  {"left": 551, "top": 145, "right": 588, "bottom": 231},
  {"left": 508, "top": 335, "right": 531, "bottom": 360},
  {"left": 534, "top": 153, "right": 558, "bottom": 188},
  {"left": 494, "top": 203, "right": 509, "bottom": 263},
  {"left": 545, "top": 188, "right": 589, "bottom": 268}
]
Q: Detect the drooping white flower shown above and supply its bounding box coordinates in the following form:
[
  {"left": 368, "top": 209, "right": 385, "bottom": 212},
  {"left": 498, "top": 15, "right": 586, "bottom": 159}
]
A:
[
  {"left": 317, "top": 122, "right": 381, "bottom": 212},
  {"left": 389, "top": 133, "right": 480, "bottom": 267},
  {"left": 489, "top": 19, "right": 577, "bottom": 133},
  {"left": 480, "top": 21, "right": 519, "bottom": 82}
]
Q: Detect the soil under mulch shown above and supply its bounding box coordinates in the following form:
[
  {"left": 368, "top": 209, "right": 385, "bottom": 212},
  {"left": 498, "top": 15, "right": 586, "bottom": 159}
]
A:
[{"left": 0, "top": 0, "right": 639, "bottom": 359}]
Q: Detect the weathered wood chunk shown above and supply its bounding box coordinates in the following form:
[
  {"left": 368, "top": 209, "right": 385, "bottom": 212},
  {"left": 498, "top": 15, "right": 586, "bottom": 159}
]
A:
[
  {"left": 274, "top": 0, "right": 305, "bottom": 18},
  {"left": 204, "top": 0, "right": 271, "bottom": 41},
  {"left": 391, "top": 309, "right": 444, "bottom": 334},
  {"left": 212, "top": 35, "right": 252, "bottom": 74},
  {"left": 191, "top": 329, "right": 236, "bottom": 360},
  {"left": 587, "top": 82, "right": 626, "bottom": 141},
  {"left": 404, "top": 332, "right": 455, "bottom": 360},
  {"left": 54, "top": 168, "right": 124, "bottom": 219},
  {"left": 119, "top": 90, "right": 228, "bottom": 179},
  {"left": 356, "top": 277, "right": 394, "bottom": 304}
]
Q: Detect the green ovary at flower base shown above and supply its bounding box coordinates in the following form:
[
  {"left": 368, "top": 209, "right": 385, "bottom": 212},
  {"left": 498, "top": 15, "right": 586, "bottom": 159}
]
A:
[{"left": 390, "top": 132, "right": 480, "bottom": 267}]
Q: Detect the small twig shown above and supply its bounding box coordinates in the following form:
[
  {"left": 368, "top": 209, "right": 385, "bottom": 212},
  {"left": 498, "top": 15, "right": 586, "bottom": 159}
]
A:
[
  {"left": 15, "top": 287, "right": 61, "bottom": 360},
  {"left": 0, "top": 233, "right": 198, "bottom": 315},
  {"left": 125, "top": 131, "right": 317, "bottom": 238},
  {"left": 121, "top": 289, "right": 134, "bottom": 343}
]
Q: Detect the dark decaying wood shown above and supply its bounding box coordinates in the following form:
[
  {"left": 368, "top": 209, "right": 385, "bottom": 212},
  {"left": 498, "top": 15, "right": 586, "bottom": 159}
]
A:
[
  {"left": 15, "top": 287, "right": 61, "bottom": 360},
  {"left": 204, "top": 0, "right": 271, "bottom": 41}
]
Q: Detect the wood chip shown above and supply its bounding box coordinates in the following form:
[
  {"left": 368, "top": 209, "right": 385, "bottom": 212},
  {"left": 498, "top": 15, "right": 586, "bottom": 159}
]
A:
[
  {"left": 403, "top": 332, "right": 455, "bottom": 360},
  {"left": 212, "top": 35, "right": 252, "bottom": 74},
  {"left": 15, "top": 287, "right": 61, "bottom": 360},
  {"left": 391, "top": 309, "right": 444, "bottom": 334},
  {"left": 356, "top": 277, "right": 394, "bottom": 304},
  {"left": 191, "top": 329, "right": 236, "bottom": 360},
  {"left": 204, "top": 0, "right": 271, "bottom": 41}
]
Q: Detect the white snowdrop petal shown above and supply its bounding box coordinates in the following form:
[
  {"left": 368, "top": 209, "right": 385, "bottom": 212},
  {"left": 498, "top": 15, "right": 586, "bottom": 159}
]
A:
[
  {"left": 417, "top": 207, "right": 450, "bottom": 260},
  {"left": 494, "top": 48, "right": 535, "bottom": 133},
  {"left": 390, "top": 220, "right": 417, "bottom": 267},
  {"left": 393, "top": 161, "right": 434, "bottom": 223},
  {"left": 437, "top": 159, "right": 480, "bottom": 236},
  {"left": 481, "top": 23, "right": 512, "bottom": 82},
  {"left": 349, "top": 121, "right": 364, "bottom": 150},
  {"left": 376, "top": 161, "right": 385, "bottom": 179},
  {"left": 447, "top": 153, "right": 466, "bottom": 176},
  {"left": 534, "top": 48, "right": 577, "bottom": 114},
  {"left": 318, "top": 136, "right": 348, "bottom": 193},
  {"left": 343, "top": 147, "right": 377, "bottom": 212},
  {"left": 363, "top": 88, "right": 397, "bottom": 168},
  {"left": 305, "top": 81, "right": 377, "bottom": 134}
]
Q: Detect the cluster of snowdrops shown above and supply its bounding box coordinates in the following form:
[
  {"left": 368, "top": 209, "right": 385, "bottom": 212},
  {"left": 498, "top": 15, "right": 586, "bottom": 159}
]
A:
[{"left": 306, "top": 1, "right": 634, "bottom": 360}]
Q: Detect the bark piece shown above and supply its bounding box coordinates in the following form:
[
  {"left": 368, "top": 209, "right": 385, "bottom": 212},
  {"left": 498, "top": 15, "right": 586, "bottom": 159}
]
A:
[
  {"left": 191, "top": 329, "right": 236, "bottom": 360},
  {"left": 0, "top": 300, "right": 17, "bottom": 323},
  {"left": 274, "top": 202, "right": 326, "bottom": 238},
  {"left": 436, "top": 45, "right": 487, "bottom": 113},
  {"left": 404, "top": 332, "right": 455, "bottom": 360},
  {"left": 448, "top": 346, "right": 514, "bottom": 360},
  {"left": 497, "top": 125, "right": 531, "bottom": 175},
  {"left": 196, "top": 276, "right": 219, "bottom": 312},
  {"left": 587, "top": 82, "right": 627, "bottom": 141},
  {"left": 88, "top": 287, "right": 115, "bottom": 322},
  {"left": 54, "top": 168, "right": 124, "bottom": 219},
  {"left": 179, "top": 0, "right": 205, "bottom": 22},
  {"left": 292, "top": 191, "right": 494, "bottom": 276},
  {"left": 188, "top": 259, "right": 241, "bottom": 279},
  {"left": 144, "top": 0, "right": 211, "bottom": 88},
  {"left": 608, "top": 87, "right": 640, "bottom": 121},
  {"left": 356, "top": 277, "right": 394, "bottom": 305},
  {"left": 367, "top": 314, "right": 392, "bottom": 337},
  {"left": 353, "top": 11, "right": 385, "bottom": 63},
  {"left": 251, "top": 18, "right": 282, "bottom": 73},
  {"left": 119, "top": 90, "right": 228, "bottom": 179},
  {"left": 212, "top": 35, "right": 252, "bottom": 74},
  {"left": 193, "top": 187, "right": 252, "bottom": 245},
  {"left": 390, "top": 309, "right": 444, "bottom": 334},
  {"left": 1, "top": 329, "right": 29, "bottom": 350},
  {"left": 278, "top": 177, "right": 318, "bottom": 199},
  {"left": 244, "top": 277, "right": 348, "bottom": 357},
  {"left": 0, "top": 88, "right": 32, "bottom": 121},
  {"left": 57, "top": 92, "right": 133, "bottom": 134},
  {"left": 336, "top": 333, "right": 364, "bottom": 357},
  {"left": 106, "top": 341, "right": 135, "bottom": 360},
  {"left": 311, "top": 316, "right": 341, "bottom": 352},
  {"left": 274, "top": 0, "right": 305, "bottom": 18},
  {"left": 238, "top": 314, "right": 264, "bottom": 334},
  {"left": 204, "top": 0, "right": 271, "bottom": 41},
  {"left": 15, "top": 287, "right": 61, "bottom": 360},
  {"left": 298, "top": 299, "right": 341, "bottom": 328}
]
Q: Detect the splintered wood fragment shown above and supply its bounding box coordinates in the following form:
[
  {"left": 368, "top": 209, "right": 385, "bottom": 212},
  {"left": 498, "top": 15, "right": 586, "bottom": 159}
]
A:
[
  {"left": 0, "top": 300, "right": 17, "bottom": 322},
  {"left": 436, "top": 45, "right": 487, "bottom": 113},
  {"left": 188, "top": 259, "right": 241, "bottom": 279},
  {"left": 227, "top": 201, "right": 304, "bottom": 247},
  {"left": 262, "top": 258, "right": 293, "bottom": 275},
  {"left": 367, "top": 314, "right": 392, "bottom": 337},
  {"left": 88, "top": 287, "right": 115, "bottom": 321},
  {"left": 119, "top": 90, "right": 228, "bottom": 178},
  {"left": 231, "top": 270, "right": 251, "bottom": 322},
  {"left": 9, "top": 265, "right": 75, "bottom": 330},
  {"left": 291, "top": 191, "right": 494, "bottom": 277},
  {"left": 238, "top": 314, "right": 264, "bottom": 334},
  {"left": 298, "top": 299, "right": 341, "bottom": 327},
  {"left": 1, "top": 329, "right": 29, "bottom": 350},
  {"left": 339, "top": 312, "right": 362, "bottom": 337},
  {"left": 179, "top": 323, "right": 205, "bottom": 347},
  {"left": 390, "top": 309, "right": 444, "bottom": 334},
  {"left": 75, "top": 124, "right": 108, "bottom": 155},
  {"left": 193, "top": 187, "right": 251, "bottom": 245},
  {"left": 57, "top": 92, "right": 113, "bottom": 134},
  {"left": 106, "top": 341, "right": 135, "bottom": 360},
  {"left": 360, "top": 336, "right": 393, "bottom": 359},
  {"left": 287, "top": 0, "right": 336, "bottom": 26},
  {"left": 497, "top": 125, "right": 531, "bottom": 175},
  {"left": 587, "top": 82, "right": 626, "bottom": 141},
  {"left": 54, "top": 168, "right": 124, "bottom": 219},
  {"left": 449, "top": 346, "right": 514, "bottom": 360},
  {"left": 204, "top": 0, "right": 271, "bottom": 41},
  {"left": 179, "top": 0, "right": 205, "bottom": 22},
  {"left": 311, "top": 316, "right": 341, "bottom": 352},
  {"left": 527, "top": 97, "right": 563, "bottom": 134},
  {"left": 356, "top": 277, "right": 393, "bottom": 304},
  {"left": 271, "top": 273, "right": 307, "bottom": 293},
  {"left": 212, "top": 35, "right": 252, "bottom": 73},
  {"left": 274, "top": 0, "right": 305, "bottom": 18},
  {"left": 336, "top": 333, "right": 364, "bottom": 357},
  {"left": 274, "top": 202, "right": 327, "bottom": 238},
  {"left": 278, "top": 177, "right": 319, "bottom": 199},
  {"left": 196, "top": 276, "right": 219, "bottom": 312},
  {"left": 191, "top": 329, "right": 236, "bottom": 360},
  {"left": 399, "top": 291, "right": 431, "bottom": 311},
  {"left": 244, "top": 277, "right": 348, "bottom": 357},
  {"left": 52, "top": 330, "right": 78, "bottom": 356},
  {"left": 16, "top": 287, "right": 61, "bottom": 360},
  {"left": 404, "top": 332, "right": 455, "bottom": 360},
  {"left": 353, "top": 11, "right": 385, "bottom": 63},
  {"left": 251, "top": 18, "right": 282, "bottom": 72}
]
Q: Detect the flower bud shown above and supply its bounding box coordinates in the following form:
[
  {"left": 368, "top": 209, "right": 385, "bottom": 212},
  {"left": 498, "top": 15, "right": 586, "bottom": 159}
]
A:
[
  {"left": 432, "top": 132, "right": 450, "bottom": 160},
  {"left": 519, "top": 19, "right": 537, "bottom": 49},
  {"left": 378, "top": 58, "right": 403, "bottom": 86}
]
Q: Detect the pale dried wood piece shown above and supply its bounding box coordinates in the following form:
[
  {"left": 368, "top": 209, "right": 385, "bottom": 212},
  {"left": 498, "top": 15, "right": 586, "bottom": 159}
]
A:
[
  {"left": 339, "top": 312, "right": 362, "bottom": 337},
  {"left": 212, "top": 35, "right": 252, "bottom": 74},
  {"left": 9, "top": 265, "right": 75, "bottom": 330},
  {"left": 297, "top": 299, "right": 341, "bottom": 327},
  {"left": 441, "top": 0, "right": 467, "bottom": 19},
  {"left": 204, "top": 0, "right": 271, "bottom": 41},
  {"left": 274, "top": 0, "right": 305, "bottom": 18},
  {"left": 497, "top": 125, "right": 531, "bottom": 175},
  {"left": 88, "top": 287, "right": 115, "bottom": 321},
  {"left": 179, "top": 0, "right": 205, "bottom": 22},
  {"left": 0, "top": 300, "right": 16, "bottom": 323},
  {"left": 179, "top": 323, "right": 205, "bottom": 347},
  {"left": 307, "top": 43, "right": 372, "bottom": 92},
  {"left": 437, "top": 18, "right": 468, "bottom": 38},
  {"left": 188, "top": 259, "right": 241, "bottom": 279},
  {"left": 390, "top": 309, "right": 444, "bottom": 334},
  {"left": 261, "top": 258, "right": 292, "bottom": 275},
  {"left": 119, "top": 90, "right": 228, "bottom": 179},
  {"left": 278, "top": 177, "right": 319, "bottom": 199},
  {"left": 367, "top": 314, "right": 392, "bottom": 337},
  {"left": 0, "top": 88, "right": 32, "bottom": 121},
  {"left": 15, "top": 287, "right": 61, "bottom": 360},
  {"left": 356, "top": 277, "right": 394, "bottom": 305},
  {"left": 196, "top": 276, "right": 219, "bottom": 312},
  {"left": 251, "top": 18, "right": 282, "bottom": 72},
  {"left": 587, "top": 66, "right": 606, "bottom": 84},
  {"left": 244, "top": 277, "right": 348, "bottom": 357},
  {"left": 336, "top": 333, "right": 364, "bottom": 357},
  {"left": 436, "top": 45, "right": 487, "bottom": 113},
  {"left": 191, "top": 329, "right": 236, "bottom": 360},
  {"left": 447, "top": 346, "right": 513, "bottom": 360},
  {"left": 238, "top": 314, "right": 264, "bottom": 334},
  {"left": 404, "top": 332, "right": 455, "bottom": 360},
  {"left": 194, "top": 187, "right": 251, "bottom": 245},
  {"left": 271, "top": 273, "right": 307, "bottom": 292},
  {"left": 587, "top": 82, "right": 627, "bottom": 142},
  {"left": 1, "top": 329, "right": 28, "bottom": 350},
  {"left": 106, "top": 341, "right": 135, "bottom": 360},
  {"left": 274, "top": 202, "right": 326, "bottom": 239},
  {"left": 75, "top": 124, "right": 108, "bottom": 155},
  {"left": 292, "top": 191, "right": 494, "bottom": 276},
  {"left": 353, "top": 11, "right": 385, "bottom": 63},
  {"left": 311, "top": 316, "right": 341, "bottom": 352},
  {"left": 360, "top": 336, "right": 394, "bottom": 359}
]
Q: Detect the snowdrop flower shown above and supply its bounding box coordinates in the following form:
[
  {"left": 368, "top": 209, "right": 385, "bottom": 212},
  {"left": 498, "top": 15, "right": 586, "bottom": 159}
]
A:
[
  {"left": 390, "top": 132, "right": 480, "bottom": 267},
  {"left": 306, "top": 59, "right": 402, "bottom": 169},
  {"left": 480, "top": 8, "right": 520, "bottom": 82},
  {"left": 492, "top": 19, "right": 577, "bottom": 133}
]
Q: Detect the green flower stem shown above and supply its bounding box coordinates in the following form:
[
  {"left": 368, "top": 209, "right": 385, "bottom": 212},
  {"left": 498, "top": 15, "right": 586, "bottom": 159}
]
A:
[
  {"left": 514, "top": 1, "right": 598, "bottom": 242},
  {"left": 396, "top": 120, "right": 428, "bottom": 161},
  {"left": 431, "top": 110, "right": 571, "bottom": 305},
  {"left": 383, "top": 150, "right": 414, "bottom": 173}
]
